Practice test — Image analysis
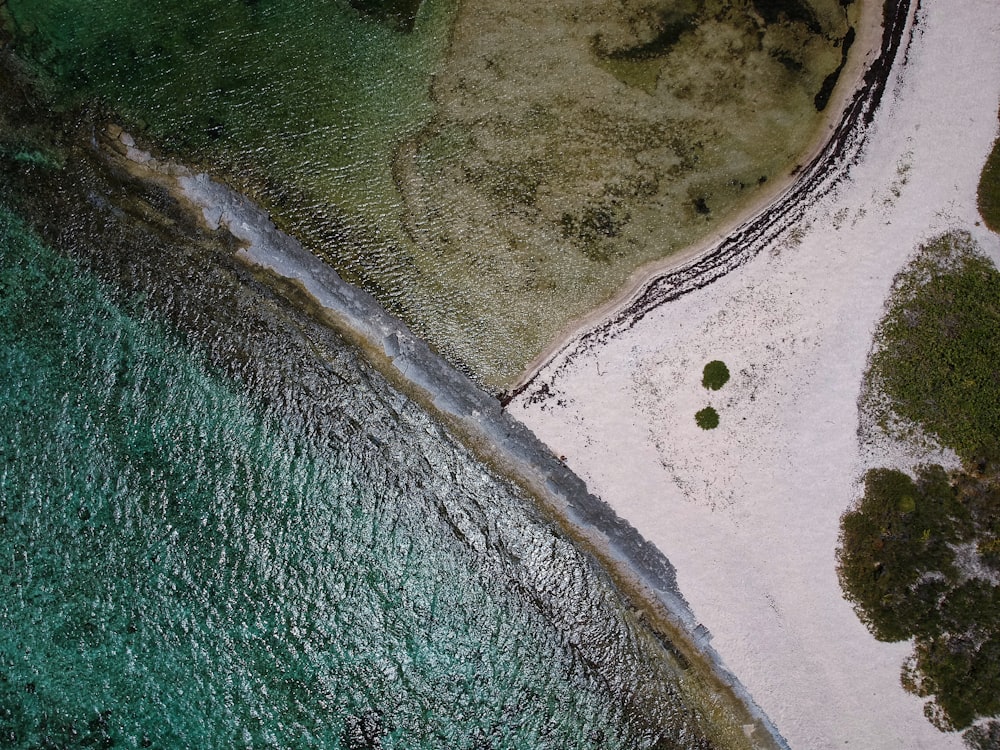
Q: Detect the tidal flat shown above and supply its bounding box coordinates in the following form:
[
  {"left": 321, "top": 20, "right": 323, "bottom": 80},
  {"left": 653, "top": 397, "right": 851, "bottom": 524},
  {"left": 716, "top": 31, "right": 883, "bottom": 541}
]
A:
[{"left": 0, "top": 0, "right": 866, "bottom": 388}]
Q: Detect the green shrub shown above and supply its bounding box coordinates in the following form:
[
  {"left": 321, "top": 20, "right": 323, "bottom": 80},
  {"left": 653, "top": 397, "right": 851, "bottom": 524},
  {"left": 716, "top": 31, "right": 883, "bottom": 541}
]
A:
[
  {"left": 701, "top": 360, "right": 730, "bottom": 390},
  {"left": 869, "top": 232, "right": 1000, "bottom": 462},
  {"left": 838, "top": 464, "right": 1000, "bottom": 730},
  {"left": 978, "top": 118, "right": 1000, "bottom": 232},
  {"left": 840, "top": 233, "right": 1000, "bottom": 733},
  {"left": 838, "top": 466, "right": 963, "bottom": 641},
  {"left": 695, "top": 406, "right": 719, "bottom": 429},
  {"left": 965, "top": 720, "right": 1000, "bottom": 750}
]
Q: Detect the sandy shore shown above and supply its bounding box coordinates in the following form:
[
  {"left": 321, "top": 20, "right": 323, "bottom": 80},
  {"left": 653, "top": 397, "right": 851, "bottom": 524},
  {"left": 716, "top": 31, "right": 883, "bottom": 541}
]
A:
[
  {"left": 509, "top": 0, "right": 890, "bottom": 396},
  {"left": 513, "top": 0, "right": 1000, "bottom": 748}
]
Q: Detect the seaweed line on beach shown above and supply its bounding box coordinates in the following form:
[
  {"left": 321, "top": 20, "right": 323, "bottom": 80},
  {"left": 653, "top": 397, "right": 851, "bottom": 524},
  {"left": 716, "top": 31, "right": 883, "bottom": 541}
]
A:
[{"left": 508, "top": 0, "right": 920, "bottom": 407}]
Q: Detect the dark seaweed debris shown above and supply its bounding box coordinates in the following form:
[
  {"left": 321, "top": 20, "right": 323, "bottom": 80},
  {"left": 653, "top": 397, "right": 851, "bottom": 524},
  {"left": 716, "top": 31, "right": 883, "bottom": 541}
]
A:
[{"left": 815, "top": 25, "right": 857, "bottom": 111}]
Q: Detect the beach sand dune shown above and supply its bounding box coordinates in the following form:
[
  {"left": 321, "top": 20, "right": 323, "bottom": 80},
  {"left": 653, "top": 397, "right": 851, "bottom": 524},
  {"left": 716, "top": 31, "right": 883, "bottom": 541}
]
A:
[{"left": 513, "top": 1, "right": 1000, "bottom": 747}]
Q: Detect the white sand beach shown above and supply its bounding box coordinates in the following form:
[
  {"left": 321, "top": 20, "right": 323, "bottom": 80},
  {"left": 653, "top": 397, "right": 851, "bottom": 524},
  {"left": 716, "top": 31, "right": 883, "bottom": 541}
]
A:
[{"left": 513, "top": 1, "right": 1000, "bottom": 748}]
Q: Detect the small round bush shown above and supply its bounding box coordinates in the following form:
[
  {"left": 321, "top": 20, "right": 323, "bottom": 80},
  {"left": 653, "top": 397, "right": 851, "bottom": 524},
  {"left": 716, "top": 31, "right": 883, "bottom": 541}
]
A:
[
  {"left": 695, "top": 406, "right": 719, "bottom": 430},
  {"left": 978, "top": 126, "right": 1000, "bottom": 232},
  {"left": 702, "top": 360, "right": 730, "bottom": 390}
]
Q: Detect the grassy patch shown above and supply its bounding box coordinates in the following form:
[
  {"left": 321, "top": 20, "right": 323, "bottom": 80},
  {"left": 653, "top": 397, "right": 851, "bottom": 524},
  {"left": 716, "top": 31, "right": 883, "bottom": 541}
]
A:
[
  {"left": 839, "top": 232, "right": 1000, "bottom": 738},
  {"left": 869, "top": 232, "right": 1000, "bottom": 461},
  {"left": 695, "top": 406, "right": 719, "bottom": 430},
  {"left": 702, "top": 360, "right": 730, "bottom": 391},
  {"left": 978, "top": 114, "right": 1000, "bottom": 232}
]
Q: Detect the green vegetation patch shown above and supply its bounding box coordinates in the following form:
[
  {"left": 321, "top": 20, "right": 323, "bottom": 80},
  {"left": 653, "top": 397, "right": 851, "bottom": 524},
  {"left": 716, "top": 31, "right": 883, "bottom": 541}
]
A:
[
  {"left": 839, "top": 466, "right": 968, "bottom": 643},
  {"left": 868, "top": 232, "right": 1000, "bottom": 461},
  {"left": 702, "top": 360, "right": 730, "bottom": 390},
  {"left": 695, "top": 406, "right": 720, "bottom": 430},
  {"left": 838, "top": 465, "right": 1000, "bottom": 733},
  {"left": 839, "top": 232, "right": 1000, "bottom": 739},
  {"left": 978, "top": 115, "right": 1000, "bottom": 232}
]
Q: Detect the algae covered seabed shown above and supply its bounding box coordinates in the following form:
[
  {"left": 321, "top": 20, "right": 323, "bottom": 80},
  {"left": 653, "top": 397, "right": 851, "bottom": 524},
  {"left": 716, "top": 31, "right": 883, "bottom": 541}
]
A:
[{"left": 0, "top": 0, "right": 866, "bottom": 388}]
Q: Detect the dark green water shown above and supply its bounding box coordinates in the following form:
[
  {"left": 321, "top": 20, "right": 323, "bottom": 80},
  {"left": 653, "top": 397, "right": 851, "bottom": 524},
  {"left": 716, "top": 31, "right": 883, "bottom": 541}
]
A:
[
  {"left": 0, "top": 198, "right": 723, "bottom": 747},
  {"left": 1, "top": 0, "right": 450, "bottom": 256}
]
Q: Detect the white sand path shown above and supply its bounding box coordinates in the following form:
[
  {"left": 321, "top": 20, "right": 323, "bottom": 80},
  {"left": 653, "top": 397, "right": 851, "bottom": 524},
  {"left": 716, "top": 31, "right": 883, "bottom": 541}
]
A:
[{"left": 513, "top": 1, "right": 1000, "bottom": 748}]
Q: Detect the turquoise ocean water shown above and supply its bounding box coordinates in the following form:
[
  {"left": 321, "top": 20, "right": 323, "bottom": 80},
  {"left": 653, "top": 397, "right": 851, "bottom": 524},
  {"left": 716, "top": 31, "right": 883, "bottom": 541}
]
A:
[{"left": 0, "top": 199, "right": 719, "bottom": 747}]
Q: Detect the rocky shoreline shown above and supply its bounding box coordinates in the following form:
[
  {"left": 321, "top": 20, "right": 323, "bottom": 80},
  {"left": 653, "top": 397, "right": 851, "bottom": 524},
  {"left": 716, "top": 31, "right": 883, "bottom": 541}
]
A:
[{"left": 108, "top": 132, "right": 789, "bottom": 749}]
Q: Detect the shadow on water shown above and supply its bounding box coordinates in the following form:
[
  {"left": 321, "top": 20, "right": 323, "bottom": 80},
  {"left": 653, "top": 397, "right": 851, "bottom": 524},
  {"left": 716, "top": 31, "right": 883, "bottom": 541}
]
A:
[{"left": 348, "top": 0, "right": 424, "bottom": 32}]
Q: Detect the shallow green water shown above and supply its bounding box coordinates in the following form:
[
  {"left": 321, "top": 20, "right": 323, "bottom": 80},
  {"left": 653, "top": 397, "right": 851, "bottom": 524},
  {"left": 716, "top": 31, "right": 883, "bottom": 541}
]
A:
[
  {"left": 0, "top": 202, "right": 724, "bottom": 748},
  {"left": 2, "top": 0, "right": 451, "bottom": 249},
  {"left": 1, "top": 0, "right": 859, "bottom": 387}
]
